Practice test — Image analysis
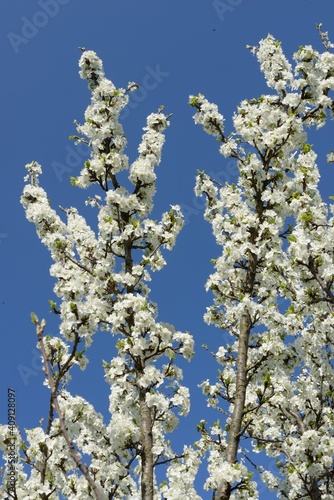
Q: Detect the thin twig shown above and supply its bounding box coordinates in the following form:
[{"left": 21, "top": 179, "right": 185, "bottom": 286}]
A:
[{"left": 35, "top": 319, "right": 103, "bottom": 500}]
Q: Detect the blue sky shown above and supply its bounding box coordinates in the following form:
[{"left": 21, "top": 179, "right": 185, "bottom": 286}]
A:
[{"left": 1, "top": 1, "right": 334, "bottom": 498}]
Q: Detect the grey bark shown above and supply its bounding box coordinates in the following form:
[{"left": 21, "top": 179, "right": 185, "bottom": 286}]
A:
[
  {"left": 139, "top": 388, "right": 154, "bottom": 500},
  {"left": 217, "top": 311, "right": 251, "bottom": 500}
]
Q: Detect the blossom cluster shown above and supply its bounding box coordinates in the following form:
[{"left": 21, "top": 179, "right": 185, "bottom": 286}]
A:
[
  {"left": 0, "top": 49, "right": 197, "bottom": 499},
  {"left": 191, "top": 31, "right": 334, "bottom": 498},
  {"left": 1, "top": 29, "right": 334, "bottom": 499}
]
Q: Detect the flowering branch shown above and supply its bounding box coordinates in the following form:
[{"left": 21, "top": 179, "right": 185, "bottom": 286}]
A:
[
  {"left": 191, "top": 29, "right": 334, "bottom": 498},
  {"left": 32, "top": 314, "right": 103, "bottom": 500}
]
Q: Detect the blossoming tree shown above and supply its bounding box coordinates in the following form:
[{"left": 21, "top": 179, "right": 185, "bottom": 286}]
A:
[
  {"left": 1, "top": 25, "right": 334, "bottom": 500},
  {"left": 190, "top": 24, "right": 334, "bottom": 499},
  {"left": 1, "top": 50, "right": 197, "bottom": 499}
]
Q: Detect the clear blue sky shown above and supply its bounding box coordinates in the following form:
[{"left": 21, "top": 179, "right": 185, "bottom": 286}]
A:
[{"left": 1, "top": 1, "right": 334, "bottom": 498}]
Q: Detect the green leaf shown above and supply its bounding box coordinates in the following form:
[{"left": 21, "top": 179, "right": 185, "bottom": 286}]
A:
[
  {"left": 301, "top": 213, "right": 312, "bottom": 222},
  {"left": 30, "top": 312, "right": 38, "bottom": 324},
  {"left": 301, "top": 142, "right": 312, "bottom": 154},
  {"left": 116, "top": 340, "right": 125, "bottom": 349},
  {"left": 213, "top": 419, "right": 221, "bottom": 429},
  {"left": 285, "top": 304, "right": 295, "bottom": 316},
  {"left": 264, "top": 372, "right": 271, "bottom": 385},
  {"left": 70, "top": 303, "right": 77, "bottom": 312},
  {"left": 20, "top": 441, "right": 27, "bottom": 452},
  {"left": 189, "top": 95, "right": 201, "bottom": 106}
]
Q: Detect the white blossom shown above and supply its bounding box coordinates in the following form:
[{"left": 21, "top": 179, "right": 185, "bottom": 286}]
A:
[
  {"left": 16, "top": 49, "right": 196, "bottom": 499},
  {"left": 191, "top": 32, "right": 334, "bottom": 498}
]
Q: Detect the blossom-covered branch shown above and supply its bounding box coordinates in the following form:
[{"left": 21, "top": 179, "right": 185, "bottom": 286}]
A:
[
  {"left": 0, "top": 49, "right": 196, "bottom": 499},
  {"left": 191, "top": 29, "right": 334, "bottom": 499}
]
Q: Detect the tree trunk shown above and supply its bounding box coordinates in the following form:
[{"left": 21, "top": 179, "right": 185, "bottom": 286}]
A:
[
  {"left": 139, "top": 388, "right": 154, "bottom": 500},
  {"left": 309, "top": 478, "right": 322, "bottom": 500},
  {"left": 218, "top": 311, "right": 251, "bottom": 500}
]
